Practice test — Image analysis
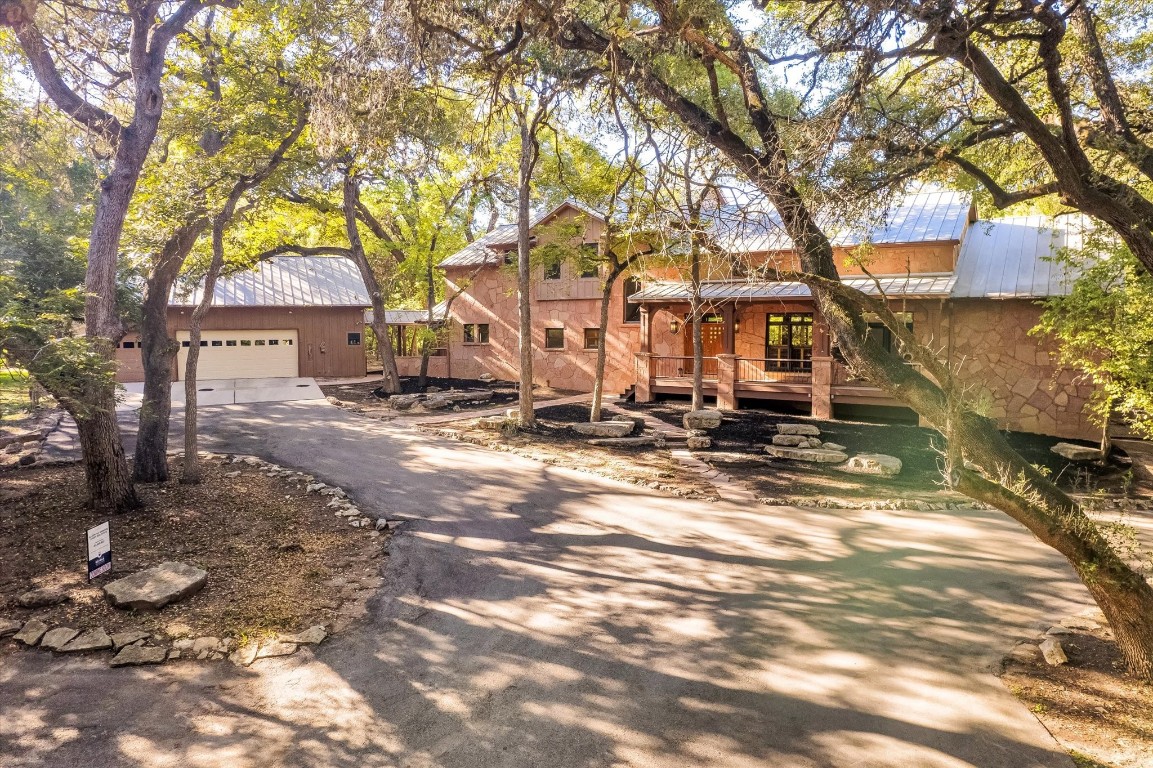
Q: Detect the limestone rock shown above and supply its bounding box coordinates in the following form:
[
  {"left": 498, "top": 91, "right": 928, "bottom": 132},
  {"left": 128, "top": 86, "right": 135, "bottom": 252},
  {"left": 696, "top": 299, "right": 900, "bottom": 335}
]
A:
[
  {"left": 587, "top": 437, "right": 656, "bottom": 447},
  {"left": 388, "top": 394, "right": 422, "bottom": 410},
  {"left": 821, "top": 442, "right": 847, "bottom": 452},
  {"left": 280, "top": 626, "right": 326, "bottom": 645},
  {"left": 1045, "top": 626, "right": 1074, "bottom": 636},
  {"left": 16, "top": 587, "right": 68, "bottom": 608},
  {"left": 0, "top": 618, "right": 21, "bottom": 637},
  {"left": 111, "top": 630, "right": 151, "bottom": 649},
  {"left": 230, "top": 644, "right": 259, "bottom": 667},
  {"left": 764, "top": 445, "right": 848, "bottom": 463},
  {"left": 41, "top": 627, "right": 80, "bottom": 651},
  {"left": 609, "top": 415, "right": 645, "bottom": 433},
  {"left": 771, "top": 434, "right": 809, "bottom": 447},
  {"left": 704, "top": 452, "right": 766, "bottom": 465},
  {"left": 103, "top": 562, "right": 208, "bottom": 611},
  {"left": 686, "top": 436, "right": 713, "bottom": 450},
  {"left": 683, "top": 410, "right": 722, "bottom": 431},
  {"left": 60, "top": 628, "right": 112, "bottom": 653},
  {"left": 13, "top": 620, "right": 49, "bottom": 646},
  {"left": 191, "top": 636, "right": 221, "bottom": 654},
  {"left": 440, "top": 390, "right": 493, "bottom": 404},
  {"left": 110, "top": 645, "right": 168, "bottom": 667},
  {"left": 777, "top": 423, "right": 821, "bottom": 436},
  {"left": 1039, "top": 637, "right": 1068, "bottom": 665},
  {"left": 842, "top": 454, "right": 903, "bottom": 477},
  {"left": 572, "top": 421, "right": 634, "bottom": 438},
  {"left": 477, "top": 416, "right": 515, "bottom": 431},
  {"left": 478, "top": 373, "right": 495, "bottom": 382},
  {"left": 1060, "top": 615, "right": 1100, "bottom": 631},
  {"left": 255, "top": 640, "right": 298, "bottom": 659},
  {"left": 423, "top": 396, "right": 451, "bottom": 410},
  {"left": 1008, "top": 642, "right": 1040, "bottom": 663},
  {"left": 1051, "top": 442, "right": 1101, "bottom": 462}
]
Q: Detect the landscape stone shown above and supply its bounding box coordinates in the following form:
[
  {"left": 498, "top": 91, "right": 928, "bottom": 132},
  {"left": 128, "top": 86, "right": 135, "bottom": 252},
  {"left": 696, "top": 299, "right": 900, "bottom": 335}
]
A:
[
  {"left": 821, "top": 442, "right": 847, "bottom": 451},
  {"left": 477, "top": 416, "right": 515, "bottom": 431},
  {"left": 0, "top": 618, "right": 22, "bottom": 637},
  {"left": 255, "top": 640, "right": 298, "bottom": 659},
  {"left": 375, "top": 517, "right": 389, "bottom": 531},
  {"left": 1008, "top": 642, "right": 1040, "bottom": 663},
  {"left": 1039, "top": 637, "right": 1068, "bottom": 665},
  {"left": 110, "top": 645, "right": 168, "bottom": 667},
  {"left": 777, "top": 423, "right": 821, "bottom": 436},
  {"left": 41, "top": 627, "right": 80, "bottom": 651},
  {"left": 60, "top": 628, "right": 113, "bottom": 653},
  {"left": 771, "top": 434, "right": 809, "bottom": 447},
  {"left": 423, "top": 396, "right": 451, "bottom": 410},
  {"left": 478, "top": 373, "right": 494, "bottom": 382},
  {"left": 389, "top": 394, "right": 421, "bottom": 410},
  {"left": 764, "top": 445, "right": 848, "bottom": 463},
  {"left": 280, "top": 626, "right": 327, "bottom": 645},
  {"left": 18, "top": 454, "right": 36, "bottom": 466},
  {"left": 1060, "top": 615, "right": 1100, "bottom": 631},
  {"left": 16, "top": 587, "right": 68, "bottom": 608},
  {"left": 842, "top": 454, "right": 903, "bottom": 477},
  {"left": 440, "top": 390, "right": 493, "bottom": 404},
  {"left": 306, "top": 483, "right": 326, "bottom": 493},
  {"left": 191, "top": 636, "right": 221, "bottom": 653},
  {"left": 683, "top": 410, "right": 722, "bottom": 430},
  {"left": 103, "top": 562, "right": 208, "bottom": 610},
  {"left": 704, "top": 452, "right": 766, "bottom": 465},
  {"left": 609, "top": 415, "right": 645, "bottom": 433},
  {"left": 1050, "top": 442, "right": 1101, "bottom": 462},
  {"left": 111, "top": 630, "right": 151, "bottom": 649},
  {"left": 230, "top": 644, "right": 259, "bottom": 667},
  {"left": 1045, "top": 626, "right": 1074, "bottom": 636},
  {"left": 572, "top": 421, "right": 634, "bottom": 438},
  {"left": 686, "top": 436, "right": 713, "bottom": 450},
  {"left": 13, "top": 619, "right": 49, "bottom": 646},
  {"left": 587, "top": 436, "right": 656, "bottom": 447}
]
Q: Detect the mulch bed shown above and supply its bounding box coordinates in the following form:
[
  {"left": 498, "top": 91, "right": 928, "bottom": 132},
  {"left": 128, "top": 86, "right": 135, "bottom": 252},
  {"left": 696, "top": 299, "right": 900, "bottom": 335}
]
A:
[
  {"left": 623, "top": 401, "right": 1144, "bottom": 504},
  {"left": 321, "top": 376, "right": 577, "bottom": 417},
  {"left": 426, "top": 402, "right": 718, "bottom": 499},
  {"left": 1002, "top": 625, "right": 1153, "bottom": 768},
  {"left": 0, "top": 458, "right": 385, "bottom": 649}
]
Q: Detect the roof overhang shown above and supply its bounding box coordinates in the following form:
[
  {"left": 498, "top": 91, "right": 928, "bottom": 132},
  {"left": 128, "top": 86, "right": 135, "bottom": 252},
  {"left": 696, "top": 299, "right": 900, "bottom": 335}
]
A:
[{"left": 630, "top": 274, "right": 957, "bottom": 303}]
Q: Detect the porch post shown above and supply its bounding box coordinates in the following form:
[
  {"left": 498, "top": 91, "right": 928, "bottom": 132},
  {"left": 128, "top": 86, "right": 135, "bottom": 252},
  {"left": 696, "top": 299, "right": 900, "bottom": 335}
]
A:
[
  {"left": 722, "top": 303, "right": 735, "bottom": 354},
  {"left": 811, "top": 311, "right": 834, "bottom": 420},
  {"left": 640, "top": 305, "right": 652, "bottom": 354},
  {"left": 634, "top": 353, "right": 654, "bottom": 402},
  {"left": 716, "top": 354, "right": 738, "bottom": 410}
]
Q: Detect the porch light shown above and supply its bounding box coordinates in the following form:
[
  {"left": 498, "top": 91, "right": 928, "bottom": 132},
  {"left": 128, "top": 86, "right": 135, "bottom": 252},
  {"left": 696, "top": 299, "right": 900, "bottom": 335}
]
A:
[
  {"left": 669, "top": 318, "right": 681, "bottom": 335},
  {"left": 734, "top": 318, "right": 741, "bottom": 334}
]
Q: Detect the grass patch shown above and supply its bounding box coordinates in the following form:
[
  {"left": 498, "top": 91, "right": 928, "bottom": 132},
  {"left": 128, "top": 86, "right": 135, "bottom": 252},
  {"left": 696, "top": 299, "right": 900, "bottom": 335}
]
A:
[{"left": 0, "top": 368, "right": 33, "bottom": 421}]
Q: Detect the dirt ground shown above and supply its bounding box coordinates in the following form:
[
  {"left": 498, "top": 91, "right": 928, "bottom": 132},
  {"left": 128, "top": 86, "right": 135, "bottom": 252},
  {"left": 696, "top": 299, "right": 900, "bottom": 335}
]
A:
[
  {"left": 0, "top": 458, "right": 386, "bottom": 649},
  {"left": 1003, "top": 623, "right": 1153, "bottom": 768},
  {"left": 425, "top": 402, "right": 719, "bottom": 499},
  {"left": 321, "top": 376, "right": 577, "bottom": 418}
]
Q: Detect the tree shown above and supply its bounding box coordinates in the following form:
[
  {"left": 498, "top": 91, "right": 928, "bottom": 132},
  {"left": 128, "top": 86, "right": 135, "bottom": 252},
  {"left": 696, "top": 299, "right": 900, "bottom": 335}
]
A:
[{"left": 1, "top": 0, "right": 232, "bottom": 511}]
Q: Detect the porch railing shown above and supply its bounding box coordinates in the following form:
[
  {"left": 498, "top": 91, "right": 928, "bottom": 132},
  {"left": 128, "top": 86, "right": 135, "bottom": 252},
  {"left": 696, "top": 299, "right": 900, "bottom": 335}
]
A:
[
  {"left": 736, "top": 358, "right": 813, "bottom": 384},
  {"left": 651, "top": 355, "right": 719, "bottom": 381},
  {"left": 832, "top": 360, "right": 933, "bottom": 385}
]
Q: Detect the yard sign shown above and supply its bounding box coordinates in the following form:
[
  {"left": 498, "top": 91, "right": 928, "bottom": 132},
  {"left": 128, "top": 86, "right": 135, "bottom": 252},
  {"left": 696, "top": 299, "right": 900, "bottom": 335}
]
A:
[{"left": 86, "top": 521, "right": 111, "bottom": 580}]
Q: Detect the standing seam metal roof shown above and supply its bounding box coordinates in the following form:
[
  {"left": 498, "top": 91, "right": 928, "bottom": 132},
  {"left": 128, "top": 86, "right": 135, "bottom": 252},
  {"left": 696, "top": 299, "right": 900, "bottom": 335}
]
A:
[
  {"left": 438, "top": 199, "right": 606, "bottom": 268},
  {"left": 170, "top": 256, "right": 370, "bottom": 307},
  {"left": 952, "top": 216, "right": 1089, "bottom": 298},
  {"left": 630, "top": 274, "right": 957, "bottom": 302}
]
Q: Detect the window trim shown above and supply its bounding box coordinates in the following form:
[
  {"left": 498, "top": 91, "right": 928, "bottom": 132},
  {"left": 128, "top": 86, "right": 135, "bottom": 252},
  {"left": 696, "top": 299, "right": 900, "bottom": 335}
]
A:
[{"left": 463, "top": 322, "right": 490, "bottom": 345}]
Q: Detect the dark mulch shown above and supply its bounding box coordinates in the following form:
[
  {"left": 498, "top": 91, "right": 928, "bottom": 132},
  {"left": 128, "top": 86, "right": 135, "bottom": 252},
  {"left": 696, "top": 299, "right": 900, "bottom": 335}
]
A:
[
  {"left": 0, "top": 459, "right": 384, "bottom": 647},
  {"left": 321, "top": 377, "right": 578, "bottom": 415}
]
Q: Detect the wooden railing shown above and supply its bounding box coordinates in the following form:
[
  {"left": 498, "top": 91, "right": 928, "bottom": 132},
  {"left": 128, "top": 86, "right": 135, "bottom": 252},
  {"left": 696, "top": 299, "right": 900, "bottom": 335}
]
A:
[
  {"left": 833, "top": 360, "right": 932, "bottom": 386},
  {"left": 736, "top": 358, "right": 813, "bottom": 384},
  {"left": 651, "top": 355, "right": 719, "bottom": 380}
]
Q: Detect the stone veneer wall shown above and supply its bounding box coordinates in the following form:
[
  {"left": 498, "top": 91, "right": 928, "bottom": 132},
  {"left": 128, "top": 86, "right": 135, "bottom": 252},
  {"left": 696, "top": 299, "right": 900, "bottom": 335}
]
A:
[{"left": 949, "top": 299, "right": 1095, "bottom": 440}]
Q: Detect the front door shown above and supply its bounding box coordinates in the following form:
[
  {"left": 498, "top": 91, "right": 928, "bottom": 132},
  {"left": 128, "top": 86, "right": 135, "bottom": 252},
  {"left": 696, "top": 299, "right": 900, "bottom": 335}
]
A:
[{"left": 684, "top": 313, "right": 725, "bottom": 377}]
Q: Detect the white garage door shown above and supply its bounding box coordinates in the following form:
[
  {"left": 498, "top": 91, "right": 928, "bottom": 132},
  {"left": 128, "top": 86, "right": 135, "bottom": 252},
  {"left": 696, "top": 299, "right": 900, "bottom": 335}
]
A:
[{"left": 177, "top": 329, "right": 299, "bottom": 380}]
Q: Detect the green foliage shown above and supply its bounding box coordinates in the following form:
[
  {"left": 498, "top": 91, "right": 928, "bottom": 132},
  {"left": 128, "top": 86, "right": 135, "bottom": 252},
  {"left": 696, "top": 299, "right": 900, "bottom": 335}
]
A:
[{"left": 1034, "top": 237, "right": 1153, "bottom": 437}]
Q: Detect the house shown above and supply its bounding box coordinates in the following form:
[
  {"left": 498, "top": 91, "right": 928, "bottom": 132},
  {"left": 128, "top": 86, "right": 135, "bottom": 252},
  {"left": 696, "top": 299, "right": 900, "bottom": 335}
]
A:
[
  {"left": 437, "top": 194, "right": 1098, "bottom": 441},
  {"left": 115, "top": 256, "right": 372, "bottom": 382}
]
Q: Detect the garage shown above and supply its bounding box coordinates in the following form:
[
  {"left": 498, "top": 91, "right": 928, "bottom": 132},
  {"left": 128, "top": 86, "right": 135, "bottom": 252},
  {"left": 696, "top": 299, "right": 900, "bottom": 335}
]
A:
[{"left": 176, "top": 329, "right": 299, "bottom": 380}]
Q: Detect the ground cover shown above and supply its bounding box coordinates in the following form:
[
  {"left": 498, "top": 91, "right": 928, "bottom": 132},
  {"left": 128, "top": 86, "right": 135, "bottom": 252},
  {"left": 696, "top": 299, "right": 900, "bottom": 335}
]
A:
[
  {"left": 0, "top": 368, "right": 34, "bottom": 422},
  {"left": 0, "top": 457, "right": 386, "bottom": 654},
  {"left": 320, "top": 376, "right": 576, "bottom": 419}
]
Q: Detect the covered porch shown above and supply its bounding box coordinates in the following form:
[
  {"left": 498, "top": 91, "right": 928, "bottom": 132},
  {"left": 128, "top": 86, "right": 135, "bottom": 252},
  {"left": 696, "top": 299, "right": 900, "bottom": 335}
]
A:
[{"left": 629, "top": 276, "right": 953, "bottom": 416}]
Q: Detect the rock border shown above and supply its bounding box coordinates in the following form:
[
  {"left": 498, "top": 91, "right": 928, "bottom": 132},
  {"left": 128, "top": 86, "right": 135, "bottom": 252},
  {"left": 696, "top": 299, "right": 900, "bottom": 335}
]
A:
[{"left": 1, "top": 450, "right": 399, "bottom": 669}]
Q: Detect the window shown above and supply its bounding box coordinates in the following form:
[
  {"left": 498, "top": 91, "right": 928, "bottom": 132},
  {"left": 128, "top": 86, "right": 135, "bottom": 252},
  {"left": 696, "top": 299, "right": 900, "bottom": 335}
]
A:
[
  {"left": 285, "top": 339, "right": 294, "bottom": 346},
  {"left": 623, "top": 276, "right": 642, "bottom": 323},
  {"left": 268, "top": 339, "right": 279, "bottom": 346},
  {"left": 579, "top": 244, "right": 599, "bottom": 278},
  {"left": 200, "top": 340, "right": 208, "bottom": 347},
  {"left": 181, "top": 341, "right": 191, "bottom": 348},
  {"left": 226, "top": 340, "right": 237, "bottom": 347},
  {"left": 544, "top": 328, "right": 565, "bottom": 350},
  {"left": 347, "top": 332, "right": 361, "bottom": 346},
  {"left": 864, "top": 312, "right": 914, "bottom": 355},
  {"left": 544, "top": 261, "right": 562, "bottom": 280},
  {"left": 583, "top": 328, "right": 600, "bottom": 350},
  {"left": 210, "top": 340, "right": 222, "bottom": 347},
  {"left": 254, "top": 339, "right": 266, "bottom": 346},
  {"left": 765, "top": 313, "right": 814, "bottom": 372},
  {"left": 463, "top": 323, "right": 490, "bottom": 344},
  {"left": 122, "top": 341, "right": 136, "bottom": 349},
  {"left": 240, "top": 339, "right": 252, "bottom": 347}
]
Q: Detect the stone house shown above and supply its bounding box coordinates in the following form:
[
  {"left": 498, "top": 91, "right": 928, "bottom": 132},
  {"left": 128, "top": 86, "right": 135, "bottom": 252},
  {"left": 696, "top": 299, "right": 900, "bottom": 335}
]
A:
[{"left": 434, "top": 194, "right": 1096, "bottom": 440}]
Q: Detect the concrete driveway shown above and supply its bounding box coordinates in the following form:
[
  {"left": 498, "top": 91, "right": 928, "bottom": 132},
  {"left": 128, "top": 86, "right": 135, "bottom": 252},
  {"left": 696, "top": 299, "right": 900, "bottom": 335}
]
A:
[
  {"left": 120, "top": 377, "right": 325, "bottom": 408},
  {"left": 1, "top": 401, "right": 1086, "bottom": 767}
]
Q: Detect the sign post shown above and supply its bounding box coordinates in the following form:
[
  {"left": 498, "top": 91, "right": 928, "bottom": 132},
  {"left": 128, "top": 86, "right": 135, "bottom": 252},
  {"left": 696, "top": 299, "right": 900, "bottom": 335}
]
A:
[{"left": 86, "top": 522, "right": 111, "bottom": 581}]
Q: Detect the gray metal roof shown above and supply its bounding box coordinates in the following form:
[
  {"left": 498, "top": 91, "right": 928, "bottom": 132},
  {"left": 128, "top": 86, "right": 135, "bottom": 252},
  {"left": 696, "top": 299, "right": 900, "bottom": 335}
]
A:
[
  {"left": 706, "top": 190, "right": 973, "bottom": 253},
  {"left": 631, "top": 274, "right": 957, "bottom": 302},
  {"left": 171, "top": 256, "right": 370, "bottom": 307},
  {"left": 952, "top": 215, "right": 1089, "bottom": 299},
  {"left": 439, "top": 199, "right": 606, "bottom": 268},
  {"left": 367, "top": 307, "right": 448, "bottom": 324}
]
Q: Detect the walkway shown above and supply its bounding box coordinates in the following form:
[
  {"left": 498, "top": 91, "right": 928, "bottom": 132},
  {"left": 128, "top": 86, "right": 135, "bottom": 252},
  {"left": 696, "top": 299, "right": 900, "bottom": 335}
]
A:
[{"left": 2, "top": 400, "right": 1087, "bottom": 767}]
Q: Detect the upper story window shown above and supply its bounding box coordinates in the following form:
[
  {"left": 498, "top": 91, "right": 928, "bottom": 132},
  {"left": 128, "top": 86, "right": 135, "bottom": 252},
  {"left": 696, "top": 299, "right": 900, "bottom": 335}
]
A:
[
  {"left": 579, "top": 243, "right": 599, "bottom": 278},
  {"left": 463, "top": 323, "right": 490, "bottom": 344},
  {"left": 622, "top": 275, "right": 642, "bottom": 323},
  {"left": 544, "top": 261, "right": 562, "bottom": 280}
]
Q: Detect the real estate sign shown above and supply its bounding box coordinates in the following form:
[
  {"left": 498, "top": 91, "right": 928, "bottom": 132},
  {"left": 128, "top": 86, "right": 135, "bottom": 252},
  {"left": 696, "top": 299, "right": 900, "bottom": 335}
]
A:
[{"left": 86, "top": 521, "right": 111, "bottom": 580}]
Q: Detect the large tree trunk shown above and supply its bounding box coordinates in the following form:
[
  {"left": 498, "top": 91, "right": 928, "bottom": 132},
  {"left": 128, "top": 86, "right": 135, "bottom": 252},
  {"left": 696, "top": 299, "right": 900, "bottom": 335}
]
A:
[
  {"left": 515, "top": 118, "right": 536, "bottom": 428},
  {"left": 589, "top": 273, "right": 618, "bottom": 422},
  {"left": 690, "top": 245, "right": 704, "bottom": 412},
  {"left": 72, "top": 380, "right": 140, "bottom": 513}
]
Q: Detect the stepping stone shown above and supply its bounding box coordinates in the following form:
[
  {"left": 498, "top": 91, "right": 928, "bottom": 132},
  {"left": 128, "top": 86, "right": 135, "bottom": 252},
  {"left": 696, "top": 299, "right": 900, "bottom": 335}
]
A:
[
  {"left": 110, "top": 645, "right": 168, "bottom": 667},
  {"left": 572, "top": 421, "right": 634, "bottom": 437},
  {"left": 842, "top": 453, "right": 903, "bottom": 477},
  {"left": 587, "top": 437, "right": 656, "bottom": 447},
  {"left": 771, "top": 434, "right": 810, "bottom": 447},
  {"left": 0, "top": 619, "right": 21, "bottom": 638},
  {"left": 60, "top": 628, "right": 112, "bottom": 653},
  {"left": 683, "top": 410, "right": 722, "bottom": 430},
  {"left": 111, "top": 630, "right": 151, "bottom": 650},
  {"left": 686, "top": 436, "right": 712, "bottom": 450},
  {"left": 1039, "top": 637, "right": 1068, "bottom": 665},
  {"left": 16, "top": 587, "right": 68, "bottom": 608},
  {"left": 103, "top": 562, "right": 208, "bottom": 610},
  {"left": 1051, "top": 442, "right": 1100, "bottom": 461},
  {"left": 13, "top": 620, "right": 49, "bottom": 646},
  {"left": 41, "top": 627, "right": 80, "bottom": 651},
  {"left": 280, "top": 626, "right": 326, "bottom": 645},
  {"left": 255, "top": 640, "right": 298, "bottom": 659},
  {"left": 777, "top": 423, "right": 821, "bottom": 436},
  {"left": 764, "top": 445, "right": 848, "bottom": 463}
]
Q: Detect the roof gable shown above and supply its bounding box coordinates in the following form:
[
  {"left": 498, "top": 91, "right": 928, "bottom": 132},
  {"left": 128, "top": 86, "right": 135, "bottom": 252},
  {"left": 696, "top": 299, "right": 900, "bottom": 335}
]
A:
[{"left": 438, "top": 198, "right": 606, "bottom": 268}]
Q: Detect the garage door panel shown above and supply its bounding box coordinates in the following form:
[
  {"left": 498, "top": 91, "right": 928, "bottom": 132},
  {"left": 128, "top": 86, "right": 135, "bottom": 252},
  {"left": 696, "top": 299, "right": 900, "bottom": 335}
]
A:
[{"left": 176, "top": 330, "right": 299, "bottom": 380}]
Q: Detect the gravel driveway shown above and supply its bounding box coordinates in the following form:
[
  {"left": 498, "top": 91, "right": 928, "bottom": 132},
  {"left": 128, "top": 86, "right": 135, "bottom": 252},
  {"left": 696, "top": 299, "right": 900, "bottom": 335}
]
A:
[{"left": 1, "top": 401, "right": 1085, "bottom": 767}]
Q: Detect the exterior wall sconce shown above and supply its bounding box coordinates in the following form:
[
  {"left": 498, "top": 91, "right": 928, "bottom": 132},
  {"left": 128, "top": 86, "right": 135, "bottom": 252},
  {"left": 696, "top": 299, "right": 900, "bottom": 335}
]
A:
[
  {"left": 734, "top": 318, "right": 741, "bottom": 334},
  {"left": 669, "top": 318, "right": 681, "bottom": 335}
]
